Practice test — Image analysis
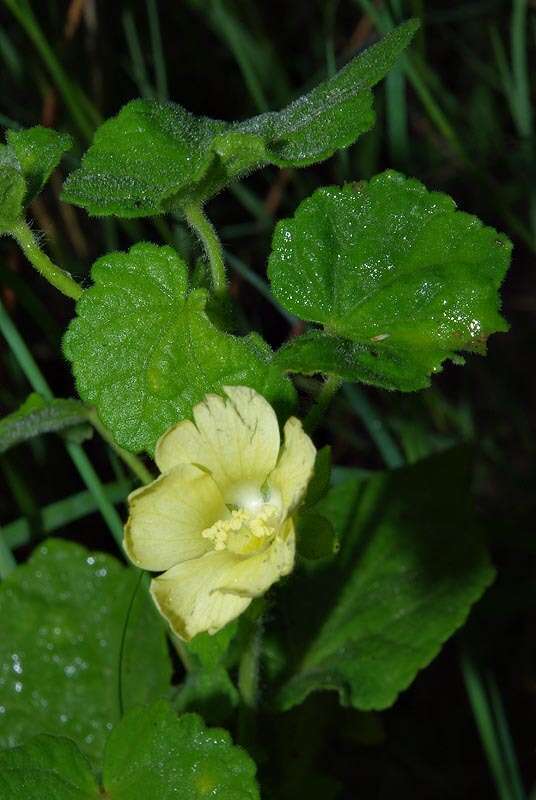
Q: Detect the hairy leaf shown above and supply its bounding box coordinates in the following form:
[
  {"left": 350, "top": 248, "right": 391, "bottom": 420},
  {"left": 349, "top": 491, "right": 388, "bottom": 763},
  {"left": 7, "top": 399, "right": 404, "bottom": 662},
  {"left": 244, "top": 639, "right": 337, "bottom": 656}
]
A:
[
  {"left": 103, "top": 701, "right": 259, "bottom": 799},
  {"left": 63, "top": 243, "right": 295, "bottom": 453},
  {"left": 62, "top": 22, "right": 418, "bottom": 216},
  {"left": 0, "top": 703, "right": 260, "bottom": 799},
  {"left": 7, "top": 126, "right": 72, "bottom": 205},
  {"left": 234, "top": 19, "right": 419, "bottom": 168},
  {"left": 0, "top": 540, "right": 171, "bottom": 762},
  {"left": 0, "top": 144, "right": 25, "bottom": 232},
  {"left": 0, "top": 735, "right": 99, "bottom": 799},
  {"left": 0, "top": 393, "right": 88, "bottom": 454},
  {"left": 270, "top": 172, "right": 512, "bottom": 391},
  {"left": 275, "top": 449, "right": 495, "bottom": 710}
]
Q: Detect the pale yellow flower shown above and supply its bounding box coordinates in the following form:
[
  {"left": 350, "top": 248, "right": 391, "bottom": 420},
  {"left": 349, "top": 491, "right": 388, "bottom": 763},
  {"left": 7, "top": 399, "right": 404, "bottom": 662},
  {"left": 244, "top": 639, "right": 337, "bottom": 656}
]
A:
[{"left": 124, "top": 386, "right": 316, "bottom": 640}]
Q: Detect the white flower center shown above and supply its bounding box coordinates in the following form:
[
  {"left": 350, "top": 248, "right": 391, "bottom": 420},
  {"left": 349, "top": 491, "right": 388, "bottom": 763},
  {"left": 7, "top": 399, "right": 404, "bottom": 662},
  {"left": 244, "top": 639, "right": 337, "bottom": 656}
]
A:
[{"left": 201, "top": 482, "right": 284, "bottom": 556}]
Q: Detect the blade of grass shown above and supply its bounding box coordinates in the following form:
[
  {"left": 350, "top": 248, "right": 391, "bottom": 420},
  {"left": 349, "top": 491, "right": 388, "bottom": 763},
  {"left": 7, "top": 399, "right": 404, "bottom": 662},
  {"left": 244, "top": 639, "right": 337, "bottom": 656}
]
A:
[
  {"left": 487, "top": 672, "right": 526, "bottom": 800},
  {"left": 343, "top": 384, "right": 404, "bottom": 469},
  {"left": 510, "top": 0, "right": 536, "bottom": 247},
  {"left": 2, "top": 0, "right": 100, "bottom": 140},
  {"left": 3, "top": 479, "right": 133, "bottom": 550},
  {"left": 229, "top": 184, "right": 273, "bottom": 224},
  {"left": 489, "top": 24, "right": 515, "bottom": 102},
  {"left": 146, "top": 0, "right": 168, "bottom": 101},
  {"left": 385, "top": 56, "right": 409, "bottom": 164},
  {"left": 511, "top": 0, "right": 532, "bottom": 138},
  {"left": 0, "top": 298, "right": 124, "bottom": 547},
  {"left": 325, "top": 0, "right": 351, "bottom": 179},
  {"left": 460, "top": 647, "right": 518, "bottom": 800},
  {"left": 223, "top": 249, "right": 296, "bottom": 324},
  {"left": 353, "top": 0, "right": 535, "bottom": 250},
  {"left": 354, "top": 0, "right": 463, "bottom": 154},
  {"left": 123, "top": 8, "right": 154, "bottom": 99}
]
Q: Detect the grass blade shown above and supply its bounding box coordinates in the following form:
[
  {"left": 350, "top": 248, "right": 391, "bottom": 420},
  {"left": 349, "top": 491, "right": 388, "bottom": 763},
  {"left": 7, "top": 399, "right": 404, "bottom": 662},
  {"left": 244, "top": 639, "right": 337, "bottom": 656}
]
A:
[
  {"left": 146, "top": 0, "right": 168, "bottom": 101},
  {"left": 460, "top": 647, "right": 518, "bottom": 800},
  {"left": 2, "top": 0, "right": 100, "bottom": 139},
  {"left": 3, "top": 480, "right": 132, "bottom": 550},
  {"left": 0, "top": 299, "right": 124, "bottom": 547}
]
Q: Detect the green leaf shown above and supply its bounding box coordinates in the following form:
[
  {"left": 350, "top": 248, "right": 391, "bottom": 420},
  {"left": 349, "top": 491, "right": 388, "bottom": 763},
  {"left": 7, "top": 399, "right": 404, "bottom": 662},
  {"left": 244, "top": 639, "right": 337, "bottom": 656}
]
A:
[
  {"left": 62, "top": 102, "right": 227, "bottom": 216},
  {"left": 269, "top": 172, "right": 512, "bottom": 391},
  {"left": 7, "top": 126, "right": 72, "bottom": 205},
  {"left": 0, "top": 144, "right": 25, "bottom": 232},
  {"left": 0, "top": 735, "right": 99, "bottom": 799},
  {"left": 103, "top": 701, "right": 260, "bottom": 799},
  {"left": 303, "top": 446, "right": 332, "bottom": 508},
  {"left": 0, "top": 127, "right": 72, "bottom": 231},
  {"left": 187, "top": 620, "right": 239, "bottom": 670},
  {"left": 234, "top": 19, "right": 419, "bottom": 169},
  {"left": 174, "top": 667, "right": 239, "bottom": 726},
  {"left": 275, "top": 449, "right": 495, "bottom": 711},
  {"left": 0, "top": 705, "right": 260, "bottom": 799},
  {"left": 61, "top": 22, "right": 418, "bottom": 216},
  {"left": 296, "top": 512, "right": 338, "bottom": 561},
  {"left": 0, "top": 393, "right": 88, "bottom": 454},
  {"left": 0, "top": 539, "right": 171, "bottom": 763},
  {"left": 63, "top": 243, "right": 295, "bottom": 453}
]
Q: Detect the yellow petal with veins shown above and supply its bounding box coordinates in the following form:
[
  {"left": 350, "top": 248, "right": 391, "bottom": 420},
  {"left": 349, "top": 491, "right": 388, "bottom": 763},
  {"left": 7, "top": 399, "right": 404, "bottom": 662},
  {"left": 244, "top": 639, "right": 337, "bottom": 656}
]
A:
[
  {"left": 124, "top": 463, "right": 225, "bottom": 571},
  {"left": 154, "top": 386, "right": 280, "bottom": 490},
  {"left": 150, "top": 550, "right": 252, "bottom": 640},
  {"left": 268, "top": 417, "right": 316, "bottom": 515},
  {"left": 150, "top": 525, "right": 295, "bottom": 641}
]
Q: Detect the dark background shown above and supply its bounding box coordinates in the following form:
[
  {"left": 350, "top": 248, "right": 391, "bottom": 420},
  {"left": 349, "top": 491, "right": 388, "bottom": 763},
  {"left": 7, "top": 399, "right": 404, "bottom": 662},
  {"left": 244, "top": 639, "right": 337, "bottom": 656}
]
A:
[{"left": 0, "top": 1, "right": 535, "bottom": 797}]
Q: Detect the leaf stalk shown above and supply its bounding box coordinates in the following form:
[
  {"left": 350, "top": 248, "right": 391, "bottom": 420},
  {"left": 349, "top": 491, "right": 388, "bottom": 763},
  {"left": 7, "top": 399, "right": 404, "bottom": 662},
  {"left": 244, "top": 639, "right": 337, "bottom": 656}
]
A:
[
  {"left": 184, "top": 204, "right": 228, "bottom": 298},
  {"left": 10, "top": 219, "right": 83, "bottom": 301}
]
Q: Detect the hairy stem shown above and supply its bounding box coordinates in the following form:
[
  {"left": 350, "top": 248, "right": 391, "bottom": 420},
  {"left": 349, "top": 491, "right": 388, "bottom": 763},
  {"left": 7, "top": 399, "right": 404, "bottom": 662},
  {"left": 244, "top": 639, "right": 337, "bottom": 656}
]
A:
[
  {"left": 237, "top": 615, "right": 263, "bottom": 748},
  {"left": 184, "top": 204, "right": 227, "bottom": 297},
  {"left": 238, "top": 617, "right": 263, "bottom": 709},
  {"left": 10, "top": 219, "right": 83, "bottom": 301},
  {"left": 304, "top": 375, "right": 343, "bottom": 435}
]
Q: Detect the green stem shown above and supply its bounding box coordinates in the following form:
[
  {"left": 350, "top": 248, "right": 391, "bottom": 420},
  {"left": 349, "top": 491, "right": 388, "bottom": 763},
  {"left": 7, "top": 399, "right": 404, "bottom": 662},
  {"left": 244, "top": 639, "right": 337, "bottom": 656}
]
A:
[
  {"left": 10, "top": 219, "right": 83, "bottom": 301},
  {"left": 171, "top": 633, "right": 194, "bottom": 672},
  {"left": 0, "top": 526, "right": 16, "bottom": 579},
  {"left": 0, "top": 299, "right": 124, "bottom": 547},
  {"left": 304, "top": 375, "right": 343, "bottom": 435},
  {"left": 238, "top": 617, "right": 263, "bottom": 709},
  {"left": 88, "top": 409, "right": 154, "bottom": 486},
  {"left": 184, "top": 204, "right": 227, "bottom": 297}
]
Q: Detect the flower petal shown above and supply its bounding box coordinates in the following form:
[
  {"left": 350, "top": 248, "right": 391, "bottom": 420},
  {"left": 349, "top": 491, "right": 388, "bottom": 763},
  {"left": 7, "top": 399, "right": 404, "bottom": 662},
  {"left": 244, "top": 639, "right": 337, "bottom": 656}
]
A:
[
  {"left": 124, "top": 464, "right": 225, "bottom": 571},
  {"left": 150, "top": 551, "right": 251, "bottom": 640},
  {"left": 268, "top": 417, "right": 316, "bottom": 514},
  {"left": 216, "top": 522, "right": 296, "bottom": 596},
  {"left": 155, "top": 386, "right": 280, "bottom": 490},
  {"left": 150, "top": 524, "right": 295, "bottom": 640}
]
